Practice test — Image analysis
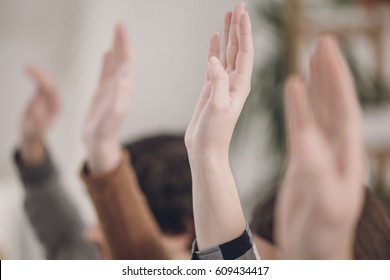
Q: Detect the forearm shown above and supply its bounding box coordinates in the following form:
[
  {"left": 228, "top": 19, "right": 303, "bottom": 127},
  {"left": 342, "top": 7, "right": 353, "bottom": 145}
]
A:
[
  {"left": 82, "top": 151, "right": 169, "bottom": 260},
  {"left": 189, "top": 152, "right": 246, "bottom": 251},
  {"left": 25, "top": 187, "right": 97, "bottom": 259},
  {"left": 20, "top": 139, "right": 46, "bottom": 167},
  {"left": 14, "top": 148, "right": 96, "bottom": 259}
]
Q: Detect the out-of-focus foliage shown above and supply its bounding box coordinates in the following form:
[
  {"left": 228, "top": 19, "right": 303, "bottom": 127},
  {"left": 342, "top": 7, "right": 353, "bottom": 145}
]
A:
[
  {"left": 334, "top": 0, "right": 390, "bottom": 6},
  {"left": 235, "top": 0, "right": 390, "bottom": 160}
]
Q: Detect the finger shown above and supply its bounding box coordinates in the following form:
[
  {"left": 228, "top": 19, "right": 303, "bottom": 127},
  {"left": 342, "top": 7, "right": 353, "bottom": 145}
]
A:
[
  {"left": 205, "top": 32, "right": 220, "bottom": 82},
  {"left": 113, "top": 24, "right": 130, "bottom": 71},
  {"left": 111, "top": 66, "right": 132, "bottom": 114},
  {"left": 115, "top": 23, "right": 132, "bottom": 64},
  {"left": 226, "top": 3, "right": 245, "bottom": 73},
  {"left": 93, "top": 50, "right": 115, "bottom": 118},
  {"left": 112, "top": 25, "right": 122, "bottom": 69},
  {"left": 221, "top": 11, "right": 232, "bottom": 69},
  {"left": 188, "top": 22, "right": 224, "bottom": 134},
  {"left": 25, "top": 65, "right": 55, "bottom": 92},
  {"left": 312, "top": 36, "right": 359, "bottom": 124},
  {"left": 235, "top": 12, "right": 254, "bottom": 77},
  {"left": 188, "top": 57, "right": 227, "bottom": 134},
  {"left": 284, "top": 75, "right": 311, "bottom": 155},
  {"left": 25, "top": 65, "right": 60, "bottom": 114},
  {"left": 310, "top": 35, "right": 362, "bottom": 175},
  {"left": 208, "top": 33, "right": 220, "bottom": 61},
  {"left": 24, "top": 93, "right": 40, "bottom": 118},
  {"left": 208, "top": 56, "right": 229, "bottom": 108},
  {"left": 42, "top": 86, "right": 60, "bottom": 115},
  {"left": 186, "top": 83, "right": 212, "bottom": 139},
  {"left": 187, "top": 83, "right": 213, "bottom": 138},
  {"left": 96, "top": 63, "right": 132, "bottom": 124},
  {"left": 100, "top": 50, "right": 114, "bottom": 84},
  {"left": 88, "top": 79, "right": 116, "bottom": 122}
]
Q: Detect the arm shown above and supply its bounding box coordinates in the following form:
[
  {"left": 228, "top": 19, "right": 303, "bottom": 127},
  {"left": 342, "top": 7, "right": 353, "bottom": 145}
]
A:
[
  {"left": 275, "top": 36, "right": 365, "bottom": 259},
  {"left": 185, "top": 3, "right": 257, "bottom": 259},
  {"left": 81, "top": 150, "right": 168, "bottom": 259},
  {"left": 15, "top": 66, "right": 97, "bottom": 259},
  {"left": 81, "top": 24, "right": 169, "bottom": 260},
  {"left": 15, "top": 149, "right": 97, "bottom": 259}
]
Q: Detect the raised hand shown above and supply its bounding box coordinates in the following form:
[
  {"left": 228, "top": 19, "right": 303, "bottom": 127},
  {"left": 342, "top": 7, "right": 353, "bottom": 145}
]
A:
[
  {"left": 275, "top": 36, "right": 365, "bottom": 259},
  {"left": 21, "top": 66, "right": 60, "bottom": 165},
  {"left": 185, "top": 3, "right": 254, "bottom": 251},
  {"left": 83, "top": 24, "right": 133, "bottom": 175},
  {"left": 185, "top": 3, "right": 253, "bottom": 158}
]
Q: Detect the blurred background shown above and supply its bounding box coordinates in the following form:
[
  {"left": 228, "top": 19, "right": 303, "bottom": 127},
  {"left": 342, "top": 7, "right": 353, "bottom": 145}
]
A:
[{"left": 0, "top": 0, "right": 390, "bottom": 259}]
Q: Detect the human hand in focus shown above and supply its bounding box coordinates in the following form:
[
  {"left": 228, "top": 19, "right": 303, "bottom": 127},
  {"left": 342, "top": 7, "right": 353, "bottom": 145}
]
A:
[
  {"left": 21, "top": 66, "right": 60, "bottom": 166},
  {"left": 184, "top": 3, "right": 255, "bottom": 251},
  {"left": 185, "top": 3, "right": 254, "bottom": 161},
  {"left": 83, "top": 24, "right": 133, "bottom": 175},
  {"left": 275, "top": 36, "right": 365, "bottom": 259}
]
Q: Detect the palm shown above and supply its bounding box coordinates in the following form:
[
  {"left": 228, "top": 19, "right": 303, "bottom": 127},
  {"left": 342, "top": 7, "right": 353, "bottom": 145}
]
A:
[
  {"left": 276, "top": 37, "right": 364, "bottom": 259},
  {"left": 185, "top": 5, "right": 253, "bottom": 156},
  {"left": 83, "top": 24, "right": 132, "bottom": 146},
  {"left": 82, "top": 24, "right": 133, "bottom": 175}
]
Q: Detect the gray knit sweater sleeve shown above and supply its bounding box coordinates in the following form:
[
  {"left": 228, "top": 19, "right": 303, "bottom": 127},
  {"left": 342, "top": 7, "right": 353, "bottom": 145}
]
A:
[{"left": 14, "top": 149, "right": 98, "bottom": 259}]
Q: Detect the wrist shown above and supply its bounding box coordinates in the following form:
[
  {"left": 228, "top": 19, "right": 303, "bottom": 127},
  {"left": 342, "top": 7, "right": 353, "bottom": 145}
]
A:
[
  {"left": 20, "top": 140, "right": 46, "bottom": 166},
  {"left": 187, "top": 148, "right": 229, "bottom": 164},
  {"left": 86, "top": 140, "right": 122, "bottom": 175},
  {"left": 187, "top": 150, "right": 231, "bottom": 177}
]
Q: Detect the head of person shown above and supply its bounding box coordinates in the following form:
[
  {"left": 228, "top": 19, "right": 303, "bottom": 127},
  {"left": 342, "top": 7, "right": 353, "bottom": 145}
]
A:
[
  {"left": 250, "top": 187, "right": 390, "bottom": 259},
  {"left": 124, "top": 134, "right": 194, "bottom": 259}
]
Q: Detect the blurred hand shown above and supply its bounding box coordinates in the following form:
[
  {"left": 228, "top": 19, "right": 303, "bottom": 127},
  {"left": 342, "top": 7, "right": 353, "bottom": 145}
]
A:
[
  {"left": 83, "top": 24, "right": 133, "bottom": 175},
  {"left": 275, "top": 36, "right": 365, "bottom": 259},
  {"left": 21, "top": 66, "right": 60, "bottom": 166},
  {"left": 185, "top": 3, "right": 254, "bottom": 161}
]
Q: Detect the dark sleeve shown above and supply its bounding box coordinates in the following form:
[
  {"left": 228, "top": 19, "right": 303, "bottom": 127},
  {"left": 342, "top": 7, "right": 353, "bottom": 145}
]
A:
[
  {"left": 191, "top": 226, "right": 260, "bottom": 260},
  {"left": 14, "top": 149, "right": 98, "bottom": 260}
]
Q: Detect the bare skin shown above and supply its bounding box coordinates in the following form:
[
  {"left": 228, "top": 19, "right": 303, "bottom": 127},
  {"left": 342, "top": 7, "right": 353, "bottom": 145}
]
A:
[
  {"left": 186, "top": 25, "right": 364, "bottom": 258},
  {"left": 82, "top": 24, "right": 133, "bottom": 176},
  {"left": 275, "top": 36, "right": 365, "bottom": 259},
  {"left": 20, "top": 66, "right": 60, "bottom": 166},
  {"left": 82, "top": 24, "right": 191, "bottom": 259},
  {"left": 185, "top": 3, "right": 254, "bottom": 251}
]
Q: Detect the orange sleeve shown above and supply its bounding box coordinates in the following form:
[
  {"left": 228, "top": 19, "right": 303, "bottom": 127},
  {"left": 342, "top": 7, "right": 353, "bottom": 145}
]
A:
[{"left": 80, "top": 150, "right": 169, "bottom": 260}]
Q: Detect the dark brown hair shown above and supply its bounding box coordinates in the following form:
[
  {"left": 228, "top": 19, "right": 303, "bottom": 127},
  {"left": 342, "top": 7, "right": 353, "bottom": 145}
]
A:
[
  {"left": 124, "top": 134, "right": 193, "bottom": 236},
  {"left": 250, "top": 187, "right": 390, "bottom": 259}
]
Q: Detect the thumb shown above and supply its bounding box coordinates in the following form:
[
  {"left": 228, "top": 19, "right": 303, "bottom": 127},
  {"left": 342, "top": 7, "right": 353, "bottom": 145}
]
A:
[
  {"left": 284, "top": 75, "right": 311, "bottom": 154},
  {"left": 208, "top": 56, "right": 229, "bottom": 108}
]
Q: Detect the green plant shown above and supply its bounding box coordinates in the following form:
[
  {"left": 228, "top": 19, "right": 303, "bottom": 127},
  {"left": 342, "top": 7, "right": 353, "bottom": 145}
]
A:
[{"left": 235, "top": 0, "right": 390, "bottom": 162}]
